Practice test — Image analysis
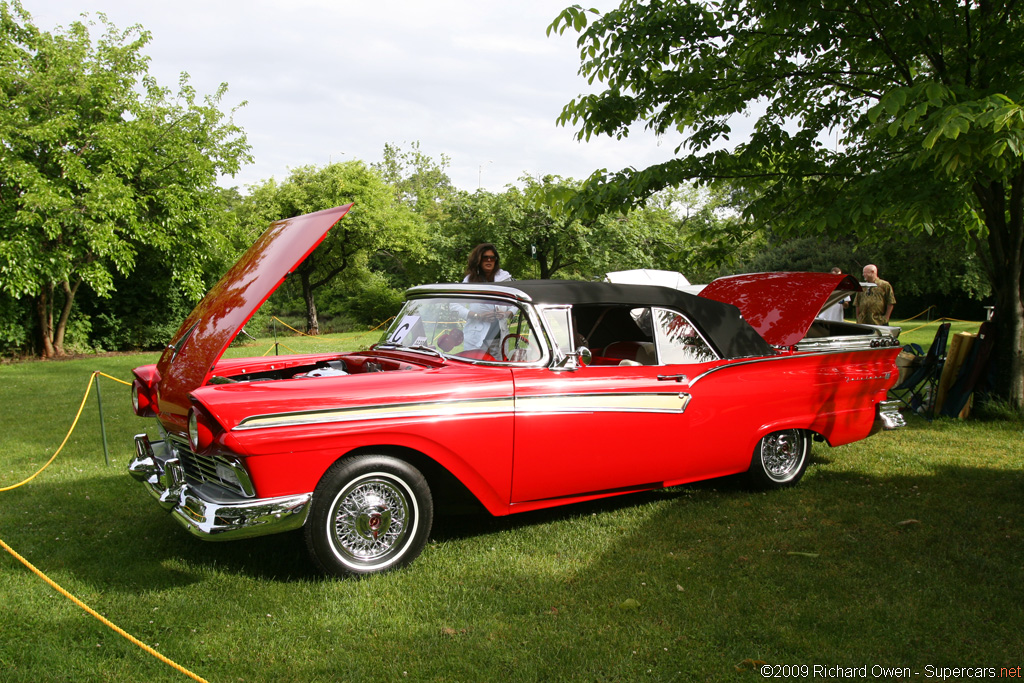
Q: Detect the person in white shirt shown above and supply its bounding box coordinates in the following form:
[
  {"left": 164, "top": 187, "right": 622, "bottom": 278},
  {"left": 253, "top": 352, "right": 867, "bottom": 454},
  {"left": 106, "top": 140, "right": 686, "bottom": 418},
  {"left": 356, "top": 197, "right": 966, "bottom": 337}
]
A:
[
  {"left": 460, "top": 243, "right": 513, "bottom": 355},
  {"left": 819, "top": 266, "right": 851, "bottom": 322}
]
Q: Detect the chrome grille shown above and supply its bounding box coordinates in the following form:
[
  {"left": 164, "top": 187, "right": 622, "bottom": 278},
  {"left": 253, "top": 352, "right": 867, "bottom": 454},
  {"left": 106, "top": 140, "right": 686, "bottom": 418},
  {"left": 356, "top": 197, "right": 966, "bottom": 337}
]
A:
[{"left": 167, "top": 436, "right": 246, "bottom": 496}]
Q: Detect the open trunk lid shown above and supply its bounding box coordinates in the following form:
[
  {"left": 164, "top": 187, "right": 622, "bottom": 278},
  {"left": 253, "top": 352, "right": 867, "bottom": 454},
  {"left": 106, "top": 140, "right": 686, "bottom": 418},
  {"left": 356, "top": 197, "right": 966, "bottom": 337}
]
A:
[{"left": 699, "top": 272, "right": 861, "bottom": 348}]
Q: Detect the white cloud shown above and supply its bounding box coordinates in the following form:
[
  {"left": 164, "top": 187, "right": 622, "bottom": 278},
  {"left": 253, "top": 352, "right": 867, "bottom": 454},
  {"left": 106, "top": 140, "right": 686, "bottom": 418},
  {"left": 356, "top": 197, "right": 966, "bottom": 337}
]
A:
[{"left": 23, "top": 0, "right": 685, "bottom": 193}]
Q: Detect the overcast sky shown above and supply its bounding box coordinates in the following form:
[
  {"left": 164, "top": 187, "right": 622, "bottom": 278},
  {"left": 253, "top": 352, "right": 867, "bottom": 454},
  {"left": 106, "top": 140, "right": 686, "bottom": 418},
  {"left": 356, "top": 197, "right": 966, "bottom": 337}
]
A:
[{"left": 24, "top": 0, "right": 688, "bottom": 194}]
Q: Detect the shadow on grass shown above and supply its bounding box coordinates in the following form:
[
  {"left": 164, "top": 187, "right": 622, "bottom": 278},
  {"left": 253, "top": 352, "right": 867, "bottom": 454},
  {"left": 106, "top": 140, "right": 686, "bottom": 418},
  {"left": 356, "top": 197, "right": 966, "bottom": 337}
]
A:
[
  {"left": 6, "top": 448, "right": 1022, "bottom": 591},
  {"left": 0, "top": 473, "right": 319, "bottom": 587},
  {"left": 0, "top": 445, "right": 837, "bottom": 588},
  {"left": 395, "top": 461, "right": 1024, "bottom": 679}
]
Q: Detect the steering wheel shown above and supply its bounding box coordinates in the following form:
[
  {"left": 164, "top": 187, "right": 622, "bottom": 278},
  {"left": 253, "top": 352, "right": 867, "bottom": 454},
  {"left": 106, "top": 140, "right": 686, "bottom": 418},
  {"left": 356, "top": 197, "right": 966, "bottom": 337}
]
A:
[{"left": 501, "top": 333, "right": 531, "bottom": 362}]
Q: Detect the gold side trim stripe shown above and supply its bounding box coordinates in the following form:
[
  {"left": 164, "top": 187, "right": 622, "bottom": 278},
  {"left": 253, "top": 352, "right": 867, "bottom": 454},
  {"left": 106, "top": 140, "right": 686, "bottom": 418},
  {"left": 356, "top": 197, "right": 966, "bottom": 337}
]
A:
[
  {"left": 516, "top": 392, "right": 690, "bottom": 414},
  {"left": 233, "top": 392, "right": 691, "bottom": 431},
  {"left": 235, "top": 397, "right": 514, "bottom": 431}
]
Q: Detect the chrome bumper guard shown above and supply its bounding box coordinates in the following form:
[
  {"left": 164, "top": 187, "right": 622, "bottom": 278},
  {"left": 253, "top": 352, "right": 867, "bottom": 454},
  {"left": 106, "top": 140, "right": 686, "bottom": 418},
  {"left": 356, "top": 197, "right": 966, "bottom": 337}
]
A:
[
  {"left": 871, "top": 400, "right": 907, "bottom": 434},
  {"left": 129, "top": 433, "right": 311, "bottom": 541}
]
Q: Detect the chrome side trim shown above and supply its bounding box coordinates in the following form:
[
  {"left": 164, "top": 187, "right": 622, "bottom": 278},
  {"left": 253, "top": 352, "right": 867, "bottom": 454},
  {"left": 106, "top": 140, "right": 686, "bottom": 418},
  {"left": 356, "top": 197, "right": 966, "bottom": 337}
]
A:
[
  {"left": 688, "top": 348, "right": 896, "bottom": 387},
  {"left": 516, "top": 392, "right": 691, "bottom": 414},
  {"left": 234, "top": 391, "right": 694, "bottom": 432},
  {"left": 235, "top": 396, "right": 516, "bottom": 431}
]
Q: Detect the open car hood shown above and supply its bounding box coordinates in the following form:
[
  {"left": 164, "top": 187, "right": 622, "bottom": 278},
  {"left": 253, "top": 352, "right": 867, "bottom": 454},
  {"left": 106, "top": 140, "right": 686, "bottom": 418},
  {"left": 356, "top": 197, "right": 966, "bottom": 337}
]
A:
[
  {"left": 153, "top": 205, "right": 353, "bottom": 417},
  {"left": 699, "top": 272, "right": 861, "bottom": 348}
]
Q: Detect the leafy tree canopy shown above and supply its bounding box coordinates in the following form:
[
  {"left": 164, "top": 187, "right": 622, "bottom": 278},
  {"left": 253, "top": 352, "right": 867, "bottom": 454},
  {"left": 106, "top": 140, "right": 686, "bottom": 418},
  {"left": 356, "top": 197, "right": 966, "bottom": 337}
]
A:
[
  {"left": 237, "top": 161, "right": 425, "bottom": 333},
  {"left": 551, "top": 0, "right": 1024, "bottom": 405},
  {"left": 442, "top": 175, "right": 696, "bottom": 281},
  {"left": 0, "top": 1, "right": 251, "bottom": 356}
]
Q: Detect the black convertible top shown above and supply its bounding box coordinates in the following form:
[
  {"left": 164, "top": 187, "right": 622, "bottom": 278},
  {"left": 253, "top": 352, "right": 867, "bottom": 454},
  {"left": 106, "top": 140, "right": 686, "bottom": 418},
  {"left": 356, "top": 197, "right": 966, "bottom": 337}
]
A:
[{"left": 408, "top": 280, "right": 775, "bottom": 360}]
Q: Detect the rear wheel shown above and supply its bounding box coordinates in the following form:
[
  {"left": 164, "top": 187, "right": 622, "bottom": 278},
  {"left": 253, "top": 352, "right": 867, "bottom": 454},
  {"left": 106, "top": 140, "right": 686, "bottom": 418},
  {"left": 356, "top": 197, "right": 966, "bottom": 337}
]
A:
[
  {"left": 305, "top": 455, "right": 433, "bottom": 577},
  {"left": 745, "top": 429, "right": 810, "bottom": 489}
]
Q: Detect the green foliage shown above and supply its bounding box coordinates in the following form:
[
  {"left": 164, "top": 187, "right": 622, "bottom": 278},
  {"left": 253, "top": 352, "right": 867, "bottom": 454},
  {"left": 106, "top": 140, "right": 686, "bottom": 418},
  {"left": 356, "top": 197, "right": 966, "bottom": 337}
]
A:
[
  {"left": 371, "top": 142, "right": 460, "bottom": 288},
  {"left": 337, "top": 270, "right": 406, "bottom": 326},
  {"left": 373, "top": 141, "right": 456, "bottom": 221},
  {"left": 742, "top": 232, "right": 990, "bottom": 300},
  {"left": 238, "top": 161, "right": 426, "bottom": 332},
  {"left": 0, "top": 293, "right": 30, "bottom": 355},
  {"left": 440, "top": 175, "right": 698, "bottom": 281},
  {"left": 551, "top": 0, "right": 1024, "bottom": 404},
  {"left": 0, "top": 2, "right": 251, "bottom": 355}
]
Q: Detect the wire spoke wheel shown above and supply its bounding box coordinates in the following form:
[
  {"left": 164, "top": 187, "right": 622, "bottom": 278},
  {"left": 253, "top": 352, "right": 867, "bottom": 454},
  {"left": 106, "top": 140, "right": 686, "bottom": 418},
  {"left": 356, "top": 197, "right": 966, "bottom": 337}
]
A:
[
  {"left": 331, "top": 476, "right": 410, "bottom": 564},
  {"left": 746, "top": 428, "right": 810, "bottom": 489},
  {"left": 306, "top": 455, "right": 433, "bottom": 576}
]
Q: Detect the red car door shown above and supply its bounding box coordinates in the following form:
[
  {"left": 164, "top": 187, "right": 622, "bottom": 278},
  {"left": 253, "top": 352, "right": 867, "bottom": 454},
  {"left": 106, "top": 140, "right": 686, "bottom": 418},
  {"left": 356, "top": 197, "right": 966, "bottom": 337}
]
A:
[{"left": 508, "top": 363, "right": 695, "bottom": 505}]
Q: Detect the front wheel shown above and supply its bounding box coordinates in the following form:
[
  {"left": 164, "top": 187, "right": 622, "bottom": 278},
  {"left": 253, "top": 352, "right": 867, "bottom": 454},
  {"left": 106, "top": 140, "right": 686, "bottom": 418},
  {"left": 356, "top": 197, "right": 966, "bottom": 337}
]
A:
[
  {"left": 305, "top": 455, "right": 433, "bottom": 577},
  {"left": 745, "top": 429, "right": 810, "bottom": 490}
]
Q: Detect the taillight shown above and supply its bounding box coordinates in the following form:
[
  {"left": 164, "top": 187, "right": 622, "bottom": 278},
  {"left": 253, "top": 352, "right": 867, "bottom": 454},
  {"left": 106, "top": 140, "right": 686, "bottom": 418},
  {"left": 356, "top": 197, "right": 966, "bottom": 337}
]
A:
[{"left": 187, "top": 408, "right": 215, "bottom": 452}]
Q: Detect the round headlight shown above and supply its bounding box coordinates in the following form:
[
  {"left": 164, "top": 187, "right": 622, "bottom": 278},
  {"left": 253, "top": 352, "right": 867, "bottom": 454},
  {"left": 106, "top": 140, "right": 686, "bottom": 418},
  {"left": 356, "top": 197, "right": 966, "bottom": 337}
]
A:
[
  {"left": 188, "top": 410, "right": 200, "bottom": 450},
  {"left": 187, "top": 408, "right": 216, "bottom": 452}
]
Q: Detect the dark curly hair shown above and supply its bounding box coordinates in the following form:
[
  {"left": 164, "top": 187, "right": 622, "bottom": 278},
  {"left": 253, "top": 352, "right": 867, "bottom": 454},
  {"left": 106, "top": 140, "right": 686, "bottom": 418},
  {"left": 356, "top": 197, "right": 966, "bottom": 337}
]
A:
[{"left": 464, "top": 243, "right": 502, "bottom": 282}]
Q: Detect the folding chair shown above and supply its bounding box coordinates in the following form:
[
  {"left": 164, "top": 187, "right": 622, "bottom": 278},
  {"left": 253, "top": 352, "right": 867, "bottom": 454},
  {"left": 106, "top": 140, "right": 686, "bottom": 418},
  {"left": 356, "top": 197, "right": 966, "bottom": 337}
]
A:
[{"left": 888, "top": 322, "right": 950, "bottom": 417}]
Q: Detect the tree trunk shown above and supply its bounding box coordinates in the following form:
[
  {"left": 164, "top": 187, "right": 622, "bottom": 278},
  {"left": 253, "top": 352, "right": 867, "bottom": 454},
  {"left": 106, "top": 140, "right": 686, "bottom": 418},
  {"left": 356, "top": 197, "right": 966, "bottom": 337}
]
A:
[
  {"left": 52, "top": 279, "right": 80, "bottom": 356},
  {"left": 975, "top": 174, "right": 1024, "bottom": 409},
  {"left": 990, "top": 283, "right": 1024, "bottom": 407},
  {"left": 299, "top": 270, "right": 320, "bottom": 335},
  {"left": 36, "top": 283, "right": 56, "bottom": 358}
]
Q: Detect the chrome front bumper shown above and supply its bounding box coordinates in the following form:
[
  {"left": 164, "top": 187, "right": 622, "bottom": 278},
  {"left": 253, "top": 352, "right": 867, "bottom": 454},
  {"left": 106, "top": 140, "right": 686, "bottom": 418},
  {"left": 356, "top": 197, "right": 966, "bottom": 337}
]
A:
[
  {"left": 871, "top": 400, "right": 907, "bottom": 434},
  {"left": 129, "top": 433, "right": 311, "bottom": 541}
]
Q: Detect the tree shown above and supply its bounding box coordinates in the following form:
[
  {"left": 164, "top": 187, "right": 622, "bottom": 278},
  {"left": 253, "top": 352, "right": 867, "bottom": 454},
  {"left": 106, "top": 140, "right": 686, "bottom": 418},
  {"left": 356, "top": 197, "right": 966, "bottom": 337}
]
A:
[
  {"left": 0, "top": 2, "right": 251, "bottom": 356},
  {"left": 237, "top": 161, "right": 424, "bottom": 333},
  {"left": 436, "top": 176, "right": 719, "bottom": 282},
  {"left": 484, "top": 175, "right": 692, "bottom": 280},
  {"left": 550, "top": 1, "right": 1024, "bottom": 407},
  {"left": 372, "top": 142, "right": 458, "bottom": 287}
]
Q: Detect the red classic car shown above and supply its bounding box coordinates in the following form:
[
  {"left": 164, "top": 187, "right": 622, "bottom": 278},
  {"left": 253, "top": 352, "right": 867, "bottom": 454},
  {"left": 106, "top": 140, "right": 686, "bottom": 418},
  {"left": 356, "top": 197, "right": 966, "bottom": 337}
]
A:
[{"left": 129, "top": 206, "right": 905, "bottom": 576}]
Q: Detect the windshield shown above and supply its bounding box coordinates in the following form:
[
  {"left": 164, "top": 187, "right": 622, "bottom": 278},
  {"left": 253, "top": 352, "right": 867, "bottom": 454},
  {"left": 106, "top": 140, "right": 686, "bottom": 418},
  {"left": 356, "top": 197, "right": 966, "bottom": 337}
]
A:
[{"left": 377, "top": 296, "right": 544, "bottom": 364}]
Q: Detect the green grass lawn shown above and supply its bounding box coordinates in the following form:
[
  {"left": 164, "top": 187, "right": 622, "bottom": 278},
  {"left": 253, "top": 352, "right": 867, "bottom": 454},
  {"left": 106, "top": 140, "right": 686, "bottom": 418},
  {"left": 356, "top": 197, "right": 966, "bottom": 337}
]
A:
[
  {"left": 1, "top": 331, "right": 1021, "bottom": 682},
  {"left": 893, "top": 317, "right": 985, "bottom": 352}
]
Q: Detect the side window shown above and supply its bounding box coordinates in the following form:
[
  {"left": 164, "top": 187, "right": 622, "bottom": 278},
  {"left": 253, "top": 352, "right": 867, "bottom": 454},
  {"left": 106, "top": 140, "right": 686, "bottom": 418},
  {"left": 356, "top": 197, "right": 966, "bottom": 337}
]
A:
[
  {"left": 653, "top": 308, "right": 718, "bottom": 364},
  {"left": 540, "top": 306, "right": 573, "bottom": 353}
]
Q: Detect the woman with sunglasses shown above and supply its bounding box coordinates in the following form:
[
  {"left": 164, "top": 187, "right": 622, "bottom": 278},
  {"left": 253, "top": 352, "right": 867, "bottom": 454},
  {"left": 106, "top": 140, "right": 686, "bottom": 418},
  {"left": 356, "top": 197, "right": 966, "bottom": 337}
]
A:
[
  {"left": 463, "top": 243, "right": 512, "bottom": 283},
  {"left": 459, "top": 243, "right": 513, "bottom": 357}
]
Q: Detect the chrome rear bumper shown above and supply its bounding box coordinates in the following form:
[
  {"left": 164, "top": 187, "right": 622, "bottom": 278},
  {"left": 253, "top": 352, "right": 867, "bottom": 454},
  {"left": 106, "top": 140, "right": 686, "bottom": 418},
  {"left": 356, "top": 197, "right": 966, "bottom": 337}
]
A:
[
  {"left": 871, "top": 400, "right": 907, "bottom": 434},
  {"left": 129, "top": 433, "right": 311, "bottom": 541}
]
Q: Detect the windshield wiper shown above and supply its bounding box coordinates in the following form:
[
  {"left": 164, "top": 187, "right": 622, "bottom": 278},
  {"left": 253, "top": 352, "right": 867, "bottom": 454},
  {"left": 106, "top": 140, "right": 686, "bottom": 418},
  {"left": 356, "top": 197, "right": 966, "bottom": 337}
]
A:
[
  {"left": 406, "top": 344, "right": 445, "bottom": 359},
  {"left": 378, "top": 343, "right": 445, "bottom": 360}
]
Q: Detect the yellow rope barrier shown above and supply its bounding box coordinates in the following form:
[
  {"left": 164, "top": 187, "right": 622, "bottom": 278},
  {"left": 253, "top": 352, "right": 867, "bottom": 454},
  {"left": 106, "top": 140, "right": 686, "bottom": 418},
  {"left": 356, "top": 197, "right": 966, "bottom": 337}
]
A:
[
  {"left": 270, "top": 316, "right": 311, "bottom": 336},
  {"left": 96, "top": 371, "right": 132, "bottom": 387},
  {"left": 261, "top": 341, "right": 300, "bottom": 356},
  {"left": 890, "top": 305, "right": 936, "bottom": 324},
  {"left": 369, "top": 316, "right": 394, "bottom": 333},
  {"left": 1, "top": 371, "right": 99, "bottom": 492},
  {"left": 1, "top": 371, "right": 211, "bottom": 683},
  {"left": 0, "top": 538, "right": 210, "bottom": 683},
  {"left": 893, "top": 316, "right": 985, "bottom": 336}
]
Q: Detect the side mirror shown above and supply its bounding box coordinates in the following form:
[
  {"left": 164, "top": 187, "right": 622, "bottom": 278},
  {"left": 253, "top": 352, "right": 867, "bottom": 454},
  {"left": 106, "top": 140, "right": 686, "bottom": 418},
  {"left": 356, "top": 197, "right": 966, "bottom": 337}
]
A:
[
  {"left": 577, "top": 346, "right": 592, "bottom": 366},
  {"left": 552, "top": 346, "right": 591, "bottom": 371}
]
